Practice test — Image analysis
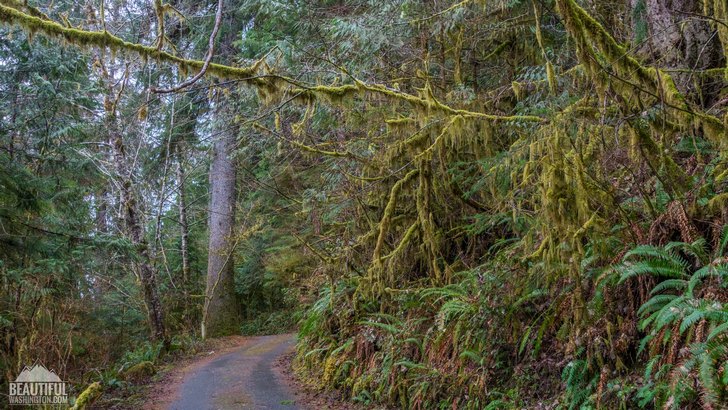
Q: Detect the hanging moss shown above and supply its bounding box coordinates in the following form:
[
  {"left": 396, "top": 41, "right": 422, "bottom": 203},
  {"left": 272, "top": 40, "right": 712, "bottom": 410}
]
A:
[
  {"left": 546, "top": 61, "right": 557, "bottom": 95},
  {"left": 533, "top": 1, "right": 558, "bottom": 95},
  {"left": 512, "top": 81, "right": 523, "bottom": 100},
  {"left": 371, "top": 169, "right": 419, "bottom": 270},
  {"left": 714, "top": 0, "right": 728, "bottom": 78}
]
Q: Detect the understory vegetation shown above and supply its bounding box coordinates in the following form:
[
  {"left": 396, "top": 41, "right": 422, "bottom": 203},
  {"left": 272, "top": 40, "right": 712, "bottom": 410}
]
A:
[{"left": 1, "top": 0, "right": 728, "bottom": 408}]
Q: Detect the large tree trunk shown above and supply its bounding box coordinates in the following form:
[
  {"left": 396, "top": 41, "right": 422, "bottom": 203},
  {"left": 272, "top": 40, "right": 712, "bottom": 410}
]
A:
[
  {"left": 202, "top": 112, "right": 241, "bottom": 338},
  {"left": 634, "top": 0, "right": 724, "bottom": 104},
  {"left": 642, "top": 0, "right": 720, "bottom": 67}
]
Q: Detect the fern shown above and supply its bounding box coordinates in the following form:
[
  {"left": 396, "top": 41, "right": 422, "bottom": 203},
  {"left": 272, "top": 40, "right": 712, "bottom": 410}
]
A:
[
  {"left": 459, "top": 349, "right": 484, "bottom": 365},
  {"left": 623, "top": 245, "right": 685, "bottom": 264},
  {"left": 706, "top": 322, "right": 728, "bottom": 341},
  {"left": 649, "top": 279, "right": 687, "bottom": 295},
  {"left": 619, "top": 238, "right": 728, "bottom": 407},
  {"left": 665, "top": 238, "right": 708, "bottom": 265}
]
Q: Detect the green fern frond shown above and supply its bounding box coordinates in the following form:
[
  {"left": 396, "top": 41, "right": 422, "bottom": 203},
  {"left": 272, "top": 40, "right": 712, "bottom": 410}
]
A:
[
  {"left": 680, "top": 309, "right": 708, "bottom": 333},
  {"left": 687, "top": 264, "right": 728, "bottom": 296},
  {"left": 644, "top": 354, "right": 662, "bottom": 378},
  {"left": 519, "top": 325, "right": 533, "bottom": 355},
  {"left": 459, "top": 349, "right": 483, "bottom": 365},
  {"left": 665, "top": 238, "right": 708, "bottom": 265},
  {"left": 638, "top": 294, "right": 678, "bottom": 316},
  {"left": 403, "top": 337, "right": 423, "bottom": 355},
  {"left": 706, "top": 322, "right": 728, "bottom": 341},
  {"left": 638, "top": 333, "right": 656, "bottom": 355},
  {"left": 439, "top": 299, "right": 477, "bottom": 322},
  {"left": 394, "top": 360, "right": 427, "bottom": 370},
  {"left": 717, "top": 225, "right": 728, "bottom": 256},
  {"left": 618, "top": 259, "right": 688, "bottom": 284},
  {"left": 623, "top": 245, "right": 685, "bottom": 265},
  {"left": 419, "top": 283, "right": 467, "bottom": 303},
  {"left": 650, "top": 279, "right": 688, "bottom": 295}
]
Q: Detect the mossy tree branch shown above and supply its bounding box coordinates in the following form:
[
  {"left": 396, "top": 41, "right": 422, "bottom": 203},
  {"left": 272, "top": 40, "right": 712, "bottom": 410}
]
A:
[{"left": 0, "top": 3, "right": 545, "bottom": 124}]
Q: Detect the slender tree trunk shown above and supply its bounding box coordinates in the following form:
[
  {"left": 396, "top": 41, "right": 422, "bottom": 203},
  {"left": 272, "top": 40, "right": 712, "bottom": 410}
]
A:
[
  {"left": 107, "top": 94, "right": 168, "bottom": 346},
  {"left": 177, "top": 159, "right": 190, "bottom": 287},
  {"left": 177, "top": 157, "right": 191, "bottom": 320},
  {"left": 95, "top": 189, "right": 108, "bottom": 234},
  {"left": 202, "top": 110, "right": 241, "bottom": 338}
]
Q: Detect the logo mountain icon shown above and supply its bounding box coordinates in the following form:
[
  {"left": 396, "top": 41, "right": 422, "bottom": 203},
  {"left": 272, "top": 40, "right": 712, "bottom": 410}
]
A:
[{"left": 14, "top": 364, "right": 62, "bottom": 383}]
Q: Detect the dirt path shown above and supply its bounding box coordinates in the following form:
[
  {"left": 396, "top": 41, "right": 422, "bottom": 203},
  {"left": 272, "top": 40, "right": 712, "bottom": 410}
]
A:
[{"left": 156, "top": 333, "right": 298, "bottom": 410}]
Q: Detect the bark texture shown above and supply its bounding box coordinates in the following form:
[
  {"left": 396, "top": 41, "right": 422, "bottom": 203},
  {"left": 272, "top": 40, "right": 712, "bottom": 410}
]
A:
[
  {"left": 635, "top": 0, "right": 724, "bottom": 103},
  {"left": 202, "top": 113, "right": 241, "bottom": 338}
]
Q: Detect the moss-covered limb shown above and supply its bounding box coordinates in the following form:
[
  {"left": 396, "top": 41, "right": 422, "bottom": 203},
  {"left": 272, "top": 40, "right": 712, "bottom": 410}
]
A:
[
  {"left": 354, "top": 80, "right": 546, "bottom": 123},
  {"left": 662, "top": 67, "right": 727, "bottom": 76},
  {"left": 382, "top": 221, "right": 419, "bottom": 263},
  {"left": 342, "top": 170, "right": 386, "bottom": 182},
  {"left": 0, "top": 4, "right": 260, "bottom": 79},
  {"left": 385, "top": 117, "right": 416, "bottom": 126},
  {"left": 71, "top": 382, "right": 102, "bottom": 410},
  {"left": 293, "top": 233, "right": 333, "bottom": 264},
  {"left": 0, "top": 0, "right": 48, "bottom": 20},
  {"left": 294, "top": 81, "right": 546, "bottom": 123},
  {"left": 371, "top": 169, "right": 419, "bottom": 268},
  {"left": 1, "top": 4, "right": 548, "bottom": 127}
]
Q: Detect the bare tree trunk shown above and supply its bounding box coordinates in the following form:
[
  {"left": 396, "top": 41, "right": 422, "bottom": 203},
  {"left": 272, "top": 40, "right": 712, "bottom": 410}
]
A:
[
  {"left": 177, "top": 157, "right": 191, "bottom": 321},
  {"left": 177, "top": 159, "right": 190, "bottom": 287},
  {"left": 95, "top": 189, "right": 108, "bottom": 234},
  {"left": 202, "top": 110, "right": 241, "bottom": 338}
]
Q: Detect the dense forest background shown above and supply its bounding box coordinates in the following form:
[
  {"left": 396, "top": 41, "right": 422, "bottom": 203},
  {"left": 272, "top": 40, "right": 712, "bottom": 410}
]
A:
[{"left": 1, "top": 0, "right": 727, "bottom": 408}]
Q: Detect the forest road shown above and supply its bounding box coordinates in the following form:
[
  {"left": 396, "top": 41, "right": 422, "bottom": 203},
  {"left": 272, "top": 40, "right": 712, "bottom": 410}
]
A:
[{"left": 167, "top": 333, "right": 299, "bottom": 410}]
